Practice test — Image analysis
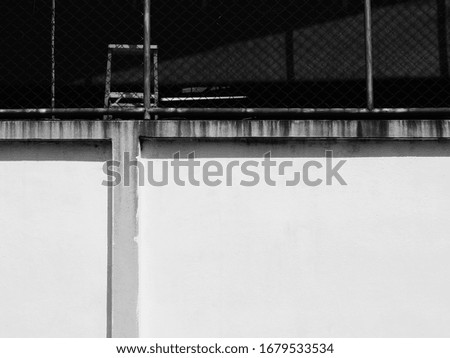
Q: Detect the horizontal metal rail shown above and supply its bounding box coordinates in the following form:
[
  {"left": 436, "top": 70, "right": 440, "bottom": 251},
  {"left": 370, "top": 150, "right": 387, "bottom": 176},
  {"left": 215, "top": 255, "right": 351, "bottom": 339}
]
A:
[
  {"left": 0, "top": 108, "right": 145, "bottom": 117},
  {"left": 1, "top": 107, "right": 450, "bottom": 119}
]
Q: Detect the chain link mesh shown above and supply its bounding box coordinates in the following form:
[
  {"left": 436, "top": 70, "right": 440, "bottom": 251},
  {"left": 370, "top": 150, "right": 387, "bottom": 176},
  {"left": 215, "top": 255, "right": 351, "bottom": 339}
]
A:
[
  {"left": 0, "top": 0, "right": 449, "bottom": 113},
  {"left": 152, "top": 0, "right": 367, "bottom": 108},
  {"left": 373, "top": 0, "right": 450, "bottom": 108},
  {"left": 56, "top": 0, "right": 144, "bottom": 108},
  {"left": 1, "top": 0, "right": 51, "bottom": 108}
]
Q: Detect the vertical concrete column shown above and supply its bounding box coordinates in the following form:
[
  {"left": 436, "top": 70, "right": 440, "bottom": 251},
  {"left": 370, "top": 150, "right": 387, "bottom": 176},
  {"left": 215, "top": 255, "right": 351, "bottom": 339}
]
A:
[{"left": 110, "top": 121, "right": 140, "bottom": 337}]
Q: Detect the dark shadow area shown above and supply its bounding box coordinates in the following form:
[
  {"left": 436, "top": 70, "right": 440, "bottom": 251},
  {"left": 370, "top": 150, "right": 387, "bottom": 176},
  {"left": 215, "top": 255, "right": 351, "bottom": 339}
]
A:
[
  {"left": 1, "top": 0, "right": 449, "bottom": 109},
  {"left": 0, "top": 141, "right": 111, "bottom": 162}
]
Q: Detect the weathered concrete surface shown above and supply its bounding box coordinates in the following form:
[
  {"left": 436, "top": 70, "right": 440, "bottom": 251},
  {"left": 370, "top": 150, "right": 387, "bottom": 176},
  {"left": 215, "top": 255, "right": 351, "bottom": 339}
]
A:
[
  {"left": 1, "top": 118, "right": 450, "bottom": 337},
  {"left": 138, "top": 139, "right": 450, "bottom": 337},
  {"left": 1, "top": 119, "right": 450, "bottom": 140},
  {"left": 142, "top": 119, "right": 450, "bottom": 138},
  {"left": 109, "top": 122, "right": 140, "bottom": 338}
]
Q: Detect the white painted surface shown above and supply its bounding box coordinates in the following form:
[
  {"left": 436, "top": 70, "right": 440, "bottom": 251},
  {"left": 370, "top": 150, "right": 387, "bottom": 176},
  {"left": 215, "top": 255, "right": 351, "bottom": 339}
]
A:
[
  {"left": 0, "top": 142, "right": 109, "bottom": 338},
  {"left": 139, "top": 140, "right": 450, "bottom": 337}
]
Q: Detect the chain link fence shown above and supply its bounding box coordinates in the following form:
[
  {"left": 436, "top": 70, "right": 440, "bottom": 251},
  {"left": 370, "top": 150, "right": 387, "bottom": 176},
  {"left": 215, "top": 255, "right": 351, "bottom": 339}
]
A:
[
  {"left": 0, "top": 0, "right": 449, "bottom": 116},
  {"left": 373, "top": 0, "right": 450, "bottom": 108},
  {"left": 0, "top": 0, "right": 143, "bottom": 110}
]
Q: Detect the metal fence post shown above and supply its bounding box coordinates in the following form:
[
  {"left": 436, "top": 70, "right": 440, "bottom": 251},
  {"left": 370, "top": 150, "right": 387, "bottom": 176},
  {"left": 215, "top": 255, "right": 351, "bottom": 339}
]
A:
[
  {"left": 144, "top": 0, "right": 152, "bottom": 119},
  {"left": 51, "top": 0, "right": 56, "bottom": 117},
  {"left": 364, "top": 0, "right": 374, "bottom": 110}
]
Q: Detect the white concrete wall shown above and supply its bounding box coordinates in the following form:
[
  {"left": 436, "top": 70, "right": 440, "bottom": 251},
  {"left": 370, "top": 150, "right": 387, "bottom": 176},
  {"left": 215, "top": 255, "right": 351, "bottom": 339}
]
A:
[
  {"left": 139, "top": 140, "right": 450, "bottom": 337},
  {"left": 0, "top": 142, "right": 109, "bottom": 338}
]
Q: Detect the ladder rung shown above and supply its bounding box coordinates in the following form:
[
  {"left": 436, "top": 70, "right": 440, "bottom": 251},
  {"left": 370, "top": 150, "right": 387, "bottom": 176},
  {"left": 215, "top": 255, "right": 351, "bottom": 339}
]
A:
[
  {"left": 110, "top": 103, "right": 144, "bottom": 108},
  {"left": 108, "top": 44, "right": 158, "bottom": 53},
  {"left": 110, "top": 92, "right": 144, "bottom": 99},
  {"left": 110, "top": 92, "right": 244, "bottom": 102},
  {"left": 161, "top": 96, "right": 247, "bottom": 101}
]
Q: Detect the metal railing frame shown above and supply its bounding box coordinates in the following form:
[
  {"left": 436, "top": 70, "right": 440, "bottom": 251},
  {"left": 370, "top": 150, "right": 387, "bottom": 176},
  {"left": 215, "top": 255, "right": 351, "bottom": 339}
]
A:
[
  {"left": 143, "top": 0, "right": 152, "bottom": 119},
  {"left": 1, "top": 0, "right": 450, "bottom": 120},
  {"left": 2, "top": 107, "right": 450, "bottom": 119},
  {"left": 364, "top": 0, "right": 374, "bottom": 111}
]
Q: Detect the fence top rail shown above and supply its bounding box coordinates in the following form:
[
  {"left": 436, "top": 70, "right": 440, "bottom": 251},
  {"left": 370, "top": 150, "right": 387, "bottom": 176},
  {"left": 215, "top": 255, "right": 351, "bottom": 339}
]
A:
[{"left": 1, "top": 107, "right": 450, "bottom": 120}]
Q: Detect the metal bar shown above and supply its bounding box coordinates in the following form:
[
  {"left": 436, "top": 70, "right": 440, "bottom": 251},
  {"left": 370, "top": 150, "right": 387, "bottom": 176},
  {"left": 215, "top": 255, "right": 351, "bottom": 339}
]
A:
[
  {"left": 108, "top": 44, "right": 157, "bottom": 53},
  {"left": 51, "top": 0, "right": 56, "bottom": 116},
  {"left": 0, "top": 108, "right": 145, "bottom": 117},
  {"left": 110, "top": 92, "right": 144, "bottom": 99},
  {"left": 364, "top": 0, "right": 374, "bottom": 110},
  {"left": 2, "top": 107, "right": 450, "bottom": 118},
  {"left": 104, "top": 50, "right": 113, "bottom": 105},
  {"left": 153, "top": 48, "right": 159, "bottom": 107},
  {"left": 162, "top": 96, "right": 247, "bottom": 101},
  {"left": 104, "top": 48, "right": 113, "bottom": 120},
  {"left": 143, "top": 0, "right": 151, "bottom": 119}
]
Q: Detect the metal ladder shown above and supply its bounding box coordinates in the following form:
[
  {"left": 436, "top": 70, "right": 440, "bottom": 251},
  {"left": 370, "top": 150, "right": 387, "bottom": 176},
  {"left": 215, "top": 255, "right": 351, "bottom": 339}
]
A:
[{"left": 104, "top": 44, "right": 158, "bottom": 118}]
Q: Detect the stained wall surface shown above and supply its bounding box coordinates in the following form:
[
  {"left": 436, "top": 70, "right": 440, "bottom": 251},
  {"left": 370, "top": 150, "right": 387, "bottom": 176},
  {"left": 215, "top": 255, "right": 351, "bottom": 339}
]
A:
[
  {"left": 0, "top": 142, "right": 110, "bottom": 338},
  {"left": 139, "top": 140, "right": 450, "bottom": 337}
]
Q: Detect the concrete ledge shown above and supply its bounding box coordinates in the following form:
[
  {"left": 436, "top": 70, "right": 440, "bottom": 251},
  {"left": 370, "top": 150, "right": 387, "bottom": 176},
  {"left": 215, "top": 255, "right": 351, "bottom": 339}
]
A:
[{"left": 142, "top": 119, "right": 450, "bottom": 139}]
